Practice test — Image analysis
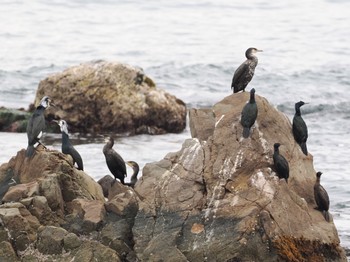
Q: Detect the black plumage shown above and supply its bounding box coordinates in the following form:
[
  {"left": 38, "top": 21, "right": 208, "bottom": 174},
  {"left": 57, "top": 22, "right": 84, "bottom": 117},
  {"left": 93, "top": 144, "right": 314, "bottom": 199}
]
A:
[
  {"left": 231, "top": 47, "right": 263, "bottom": 93},
  {"left": 273, "top": 143, "right": 289, "bottom": 183},
  {"left": 314, "top": 171, "right": 330, "bottom": 222},
  {"left": 292, "top": 101, "right": 308, "bottom": 155},
  {"left": 26, "top": 96, "right": 52, "bottom": 157},
  {"left": 241, "top": 88, "right": 258, "bottom": 138},
  {"left": 103, "top": 136, "right": 127, "bottom": 184},
  {"left": 55, "top": 120, "right": 84, "bottom": 170},
  {"left": 125, "top": 161, "right": 140, "bottom": 188}
]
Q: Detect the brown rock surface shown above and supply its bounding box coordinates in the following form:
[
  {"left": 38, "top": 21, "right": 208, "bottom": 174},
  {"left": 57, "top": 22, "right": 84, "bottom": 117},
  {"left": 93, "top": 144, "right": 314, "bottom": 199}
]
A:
[
  {"left": 132, "top": 93, "right": 347, "bottom": 261},
  {"left": 34, "top": 60, "right": 187, "bottom": 134}
]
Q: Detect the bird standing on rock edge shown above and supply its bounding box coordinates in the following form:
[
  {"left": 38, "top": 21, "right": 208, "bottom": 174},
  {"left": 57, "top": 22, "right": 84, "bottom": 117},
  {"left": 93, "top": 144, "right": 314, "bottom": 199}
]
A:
[
  {"left": 53, "top": 119, "right": 84, "bottom": 170},
  {"left": 125, "top": 161, "right": 139, "bottom": 188},
  {"left": 240, "top": 88, "right": 258, "bottom": 138},
  {"left": 314, "top": 171, "right": 330, "bottom": 222},
  {"left": 26, "top": 96, "right": 53, "bottom": 158},
  {"left": 293, "top": 101, "right": 308, "bottom": 155},
  {"left": 103, "top": 136, "right": 127, "bottom": 184},
  {"left": 273, "top": 143, "right": 289, "bottom": 183},
  {"left": 231, "top": 47, "right": 263, "bottom": 93}
]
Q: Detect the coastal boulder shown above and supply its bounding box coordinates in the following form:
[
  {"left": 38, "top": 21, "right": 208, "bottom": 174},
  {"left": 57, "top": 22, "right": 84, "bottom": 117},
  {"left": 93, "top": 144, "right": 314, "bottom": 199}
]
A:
[
  {"left": 34, "top": 61, "right": 187, "bottom": 134},
  {"left": 133, "top": 93, "right": 347, "bottom": 261}
]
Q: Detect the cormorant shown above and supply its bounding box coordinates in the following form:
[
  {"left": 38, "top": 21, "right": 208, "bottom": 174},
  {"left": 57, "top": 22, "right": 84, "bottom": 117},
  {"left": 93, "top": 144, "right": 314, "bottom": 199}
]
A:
[
  {"left": 314, "top": 171, "right": 330, "bottom": 222},
  {"left": 103, "top": 136, "right": 127, "bottom": 184},
  {"left": 231, "top": 47, "right": 263, "bottom": 93},
  {"left": 125, "top": 161, "right": 139, "bottom": 188},
  {"left": 240, "top": 88, "right": 258, "bottom": 138},
  {"left": 293, "top": 101, "right": 308, "bottom": 155},
  {"left": 26, "top": 96, "right": 52, "bottom": 157},
  {"left": 273, "top": 143, "right": 289, "bottom": 183},
  {"left": 54, "top": 120, "right": 84, "bottom": 170}
]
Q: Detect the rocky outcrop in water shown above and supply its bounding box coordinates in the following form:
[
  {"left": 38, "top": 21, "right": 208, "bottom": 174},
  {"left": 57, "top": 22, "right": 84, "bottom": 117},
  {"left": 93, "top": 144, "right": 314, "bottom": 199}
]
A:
[
  {"left": 0, "top": 93, "right": 347, "bottom": 261},
  {"left": 34, "top": 60, "right": 186, "bottom": 135},
  {"left": 133, "top": 92, "right": 346, "bottom": 261}
]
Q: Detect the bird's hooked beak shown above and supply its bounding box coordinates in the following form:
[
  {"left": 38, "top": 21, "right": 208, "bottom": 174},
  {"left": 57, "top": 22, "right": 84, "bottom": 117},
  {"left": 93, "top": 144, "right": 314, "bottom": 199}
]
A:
[
  {"left": 257, "top": 49, "right": 263, "bottom": 52},
  {"left": 126, "top": 161, "right": 133, "bottom": 168}
]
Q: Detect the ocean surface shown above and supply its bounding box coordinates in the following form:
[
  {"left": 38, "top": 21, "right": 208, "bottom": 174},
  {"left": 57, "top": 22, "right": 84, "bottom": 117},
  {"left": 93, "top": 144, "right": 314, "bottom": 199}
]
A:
[{"left": 1, "top": 0, "right": 350, "bottom": 252}]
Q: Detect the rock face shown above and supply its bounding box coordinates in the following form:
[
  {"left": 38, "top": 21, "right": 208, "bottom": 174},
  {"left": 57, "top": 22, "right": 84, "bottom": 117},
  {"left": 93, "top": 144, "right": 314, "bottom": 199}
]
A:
[
  {"left": 0, "top": 93, "right": 347, "bottom": 261},
  {"left": 133, "top": 93, "right": 346, "bottom": 261},
  {"left": 34, "top": 61, "right": 187, "bottom": 134}
]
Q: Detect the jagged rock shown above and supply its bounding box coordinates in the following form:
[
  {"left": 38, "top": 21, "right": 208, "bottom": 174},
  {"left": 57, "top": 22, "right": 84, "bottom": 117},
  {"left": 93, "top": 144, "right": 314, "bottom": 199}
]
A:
[
  {"left": 66, "top": 199, "right": 106, "bottom": 233},
  {"left": 2, "top": 181, "right": 39, "bottom": 203},
  {"left": 97, "top": 175, "right": 114, "bottom": 198},
  {"left": 133, "top": 93, "right": 347, "bottom": 261},
  {"left": 0, "top": 241, "right": 18, "bottom": 262},
  {"left": 36, "top": 226, "right": 68, "bottom": 255},
  {"left": 63, "top": 232, "right": 82, "bottom": 251},
  {"left": 72, "top": 241, "right": 121, "bottom": 262},
  {"left": 34, "top": 61, "right": 186, "bottom": 135}
]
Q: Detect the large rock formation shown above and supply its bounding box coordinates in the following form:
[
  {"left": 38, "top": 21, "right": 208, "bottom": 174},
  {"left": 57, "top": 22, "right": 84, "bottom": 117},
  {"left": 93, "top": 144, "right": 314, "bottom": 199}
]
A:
[
  {"left": 0, "top": 93, "right": 347, "bottom": 261},
  {"left": 133, "top": 92, "right": 347, "bottom": 261},
  {"left": 34, "top": 61, "right": 186, "bottom": 134}
]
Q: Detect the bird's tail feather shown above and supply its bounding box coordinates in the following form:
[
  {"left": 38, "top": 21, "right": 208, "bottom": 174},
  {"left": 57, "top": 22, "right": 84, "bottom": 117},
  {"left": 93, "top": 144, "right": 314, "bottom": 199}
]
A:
[
  {"left": 26, "top": 145, "right": 35, "bottom": 158},
  {"left": 323, "top": 211, "right": 330, "bottom": 222},
  {"left": 243, "top": 128, "right": 250, "bottom": 138},
  {"left": 300, "top": 142, "right": 308, "bottom": 155}
]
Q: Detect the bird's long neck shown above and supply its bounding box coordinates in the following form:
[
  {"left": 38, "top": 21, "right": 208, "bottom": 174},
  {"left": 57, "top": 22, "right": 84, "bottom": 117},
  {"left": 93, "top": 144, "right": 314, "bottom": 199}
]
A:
[
  {"left": 61, "top": 131, "right": 71, "bottom": 146},
  {"left": 295, "top": 106, "right": 301, "bottom": 116},
  {"left": 103, "top": 141, "right": 113, "bottom": 154},
  {"left": 249, "top": 93, "right": 255, "bottom": 103},
  {"left": 247, "top": 53, "right": 258, "bottom": 62},
  {"left": 274, "top": 147, "right": 279, "bottom": 155},
  {"left": 316, "top": 176, "right": 321, "bottom": 185},
  {"left": 131, "top": 167, "right": 139, "bottom": 180}
]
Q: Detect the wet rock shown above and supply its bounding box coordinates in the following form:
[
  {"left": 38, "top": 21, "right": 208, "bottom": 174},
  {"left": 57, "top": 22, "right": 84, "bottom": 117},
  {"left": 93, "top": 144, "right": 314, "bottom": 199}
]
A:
[
  {"left": 132, "top": 93, "right": 347, "bottom": 261},
  {"left": 36, "top": 226, "right": 68, "bottom": 255},
  {"left": 34, "top": 61, "right": 187, "bottom": 135}
]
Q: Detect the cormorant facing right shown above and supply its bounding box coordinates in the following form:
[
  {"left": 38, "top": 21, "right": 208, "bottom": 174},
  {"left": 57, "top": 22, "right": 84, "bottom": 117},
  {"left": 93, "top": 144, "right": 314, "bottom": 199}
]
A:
[
  {"left": 103, "top": 136, "right": 127, "bottom": 184},
  {"left": 240, "top": 88, "right": 258, "bottom": 138},
  {"left": 273, "top": 143, "right": 289, "bottom": 183},
  {"left": 231, "top": 47, "right": 263, "bottom": 93},
  {"left": 292, "top": 101, "right": 308, "bottom": 155},
  {"left": 26, "top": 96, "right": 52, "bottom": 157},
  {"left": 314, "top": 171, "right": 330, "bottom": 222},
  {"left": 54, "top": 120, "right": 84, "bottom": 170},
  {"left": 125, "top": 161, "right": 139, "bottom": 188}
]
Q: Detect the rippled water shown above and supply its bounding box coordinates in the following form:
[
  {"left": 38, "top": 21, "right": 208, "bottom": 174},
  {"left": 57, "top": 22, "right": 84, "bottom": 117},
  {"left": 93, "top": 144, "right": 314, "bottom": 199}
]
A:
[{"left": 1, "top": 0, "right": 350, "bottom": 250}]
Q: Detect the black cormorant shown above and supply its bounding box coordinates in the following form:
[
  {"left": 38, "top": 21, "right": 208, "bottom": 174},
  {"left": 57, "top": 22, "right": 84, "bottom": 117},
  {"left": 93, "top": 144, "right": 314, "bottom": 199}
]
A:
[
  {"left": 293, "top": 101, "right": 308, "bottom": 155},
  {"left": 26, "top": 96, "right": 52, "bottom": 157},
  {"left": 103, "top": 136, "right": 127, "bottom": 184},
  {"left": 240, "top": 88, "right": 258, "bottom": 138},
  {"left": 314, "top": 171, "right": 330, "bottom": 222},
  {"left": 273, "top": 143, "right": 289, "bottom": 183},
  {"left": 54, "top": 120, "right": 84, "bottom": 170},
  {"left": 125, "top": 161, "right": 139, "bottom": 188},
  {"left": 231, "top": 47, "right": 263, "bottom": 93}
]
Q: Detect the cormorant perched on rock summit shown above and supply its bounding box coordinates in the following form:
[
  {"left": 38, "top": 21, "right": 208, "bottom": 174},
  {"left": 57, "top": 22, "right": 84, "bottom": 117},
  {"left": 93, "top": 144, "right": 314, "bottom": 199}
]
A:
[
  {"left": 54, "top": 120, "right": 84, "bottom": 170},
  {"left": 103, "top": 136, "right": 127, "bottom": 184},
  {"left": 293, "top": 101, "right": 308, "bottom": 155},
  {"left": 314, "top": 171, "right": 330, "bottom": 222},
  {"left": 240, "top": 88, "right": 258, "bottom": 138},
  {"left": 125, "top": 161, "right": 139, "bottom": 188},
  {"left": 26, "top": 96, "right": 52, "bottom": 157},
  {"left": 231, "top": 47, "right": 263, "bottom": 93},
  {"left": 273, "top": 143, "right": 289, "bottom": 183}
]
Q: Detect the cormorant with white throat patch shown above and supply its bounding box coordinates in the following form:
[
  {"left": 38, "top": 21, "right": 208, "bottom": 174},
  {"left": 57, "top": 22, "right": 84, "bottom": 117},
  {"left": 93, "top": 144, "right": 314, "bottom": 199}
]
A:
[
  {"left": 231, "top": 47, "right": 263, "bottom": 93},
  {"left": 26, "top": 96, "right": 52, "bottom": 157},
  {"left": 125, "top": 161, "right": 139, "bottom": 188},
  {"left": 54, "top": 119, "right": 84, "bottom": 170}
]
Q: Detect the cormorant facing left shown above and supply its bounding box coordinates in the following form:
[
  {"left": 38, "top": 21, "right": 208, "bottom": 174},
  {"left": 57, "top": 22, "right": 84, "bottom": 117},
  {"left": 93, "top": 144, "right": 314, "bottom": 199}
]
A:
[
  {"left": 314, "top": 171, "right": 330, "bottom": 222},
  {"left": 273, "top": 143, "right": 289, "bottom": 183},
  {"left": 54, "top": 120, "right": 84, "bottom": 170},
  {"left": 26, "top": 96, "right": 52, "bottom": 158},
  {"left": 240, "top": 88, "right": 258, "bottom": 138},
  {"left": 125, "top": 161, "right": 139, "bottom": 188},
  {"left": 293, "top": 101, "right": 308, "bottom": 155},
  {"left": 231, "top": 47, "right": 263, "bottom": 93},
  {"left": 103, "top": 136, "right": 127, "bottom": 184}
]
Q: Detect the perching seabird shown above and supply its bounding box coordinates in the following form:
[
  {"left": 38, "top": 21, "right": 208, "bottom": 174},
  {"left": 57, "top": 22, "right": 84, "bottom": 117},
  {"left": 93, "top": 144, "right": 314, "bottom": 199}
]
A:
[
  {"left": 240, "top": 88, "right": 258, "bottom": 138},
  {"left": 292, "top": 101, "right": 308, "bottom": 155},
  {"left": 273, "top": 143, "right": 289, "bottom": 183}
]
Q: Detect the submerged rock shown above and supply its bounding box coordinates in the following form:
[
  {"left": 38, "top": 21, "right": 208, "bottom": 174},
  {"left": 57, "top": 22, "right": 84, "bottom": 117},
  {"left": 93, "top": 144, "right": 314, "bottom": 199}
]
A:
[
  {"left": 133, "top": 92, "right": 347, "bottom": 261},
  {"left": 34, "top": 60, "right": 187, "bottom": 134}
]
